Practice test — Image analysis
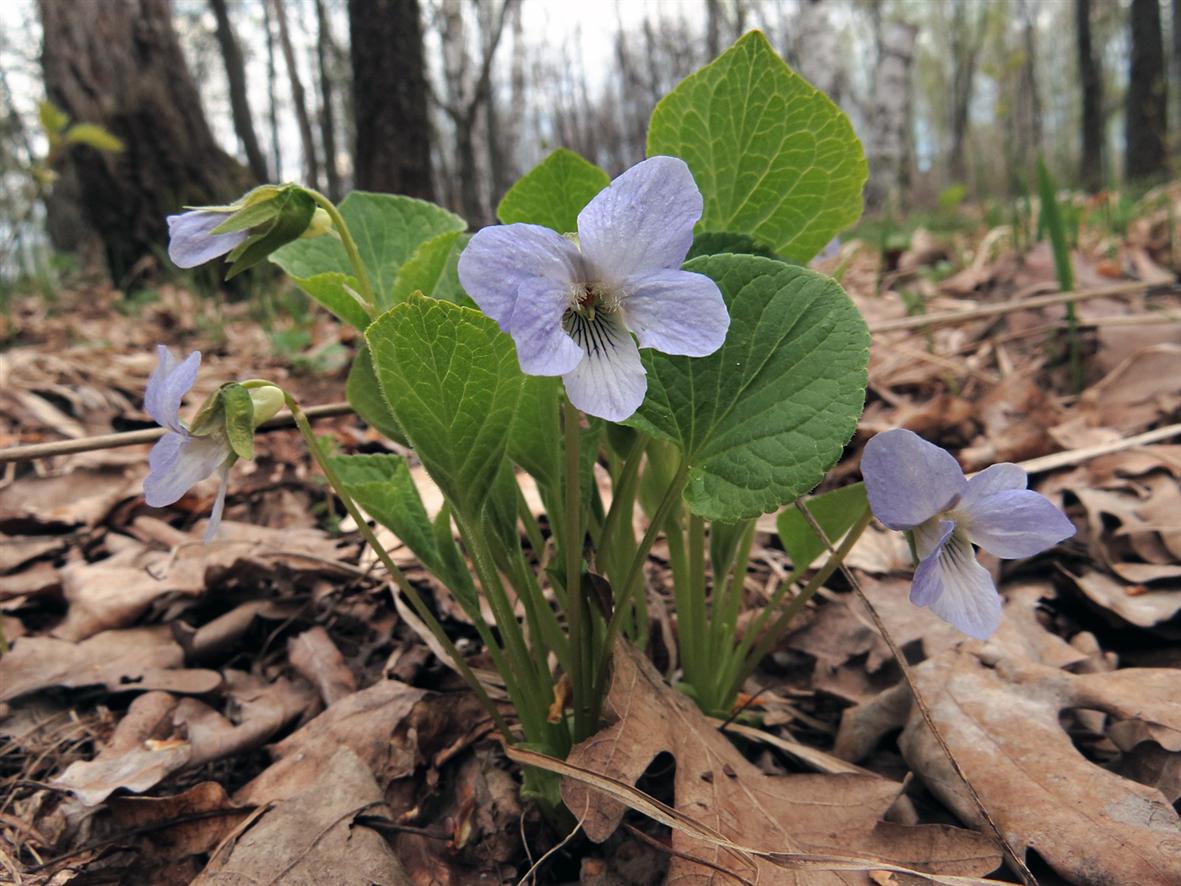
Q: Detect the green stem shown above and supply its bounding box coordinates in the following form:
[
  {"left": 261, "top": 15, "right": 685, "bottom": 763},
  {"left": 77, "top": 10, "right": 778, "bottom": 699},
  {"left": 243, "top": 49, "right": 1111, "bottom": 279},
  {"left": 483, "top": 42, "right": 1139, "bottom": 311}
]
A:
[
  {"left": 724, "top": 508, "right": 872, "bottom": 703},
  {"left": 709, "top": 519, "right": 756, "bottom": 679},
  {"left": 307, "top": 189, "right": 377, "bottom": 315},
  {"left": 592, "top": 459, "right": 690, "bottom": 718},
  {"left": 458, "top": 514, "right": 558, "bottom": 747},
  {"left": 596, "top": 432, "right": 647, "bottom": 581},
  {"left": 563, "top": 397, "right": 593, "bottom": 741},
  {"left": 685, "top": 513, "right": 708, "bottom": 689},
  {"left": 284, "top": 393, "right": 509, "bottom": 738}
]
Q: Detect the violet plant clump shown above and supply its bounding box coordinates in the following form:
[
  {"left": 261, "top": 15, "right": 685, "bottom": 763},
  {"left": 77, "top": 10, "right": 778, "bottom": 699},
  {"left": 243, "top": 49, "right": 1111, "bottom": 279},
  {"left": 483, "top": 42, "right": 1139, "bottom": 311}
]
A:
[
  {"left": 149, "top": 31, "right": 880, "bottom": 811},
  {"left": 861, "top": 428, "right": 1076, "bottom": 638}
]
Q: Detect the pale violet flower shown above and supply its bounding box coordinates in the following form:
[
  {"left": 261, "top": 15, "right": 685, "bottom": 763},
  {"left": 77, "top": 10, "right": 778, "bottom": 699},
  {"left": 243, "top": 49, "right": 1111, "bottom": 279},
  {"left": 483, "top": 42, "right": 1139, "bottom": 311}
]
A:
[
  {"left": 457, "top": 156, "right": 729, "bottom": 421},
  {"left": 144, "top": 347, "right": 235, "bottom": 541},
  {"left": 167, "top": 210, "right": 248, "bottom": 269},
  {"left": 861, "top": 429, "right": 1075, "bottom": 639}
]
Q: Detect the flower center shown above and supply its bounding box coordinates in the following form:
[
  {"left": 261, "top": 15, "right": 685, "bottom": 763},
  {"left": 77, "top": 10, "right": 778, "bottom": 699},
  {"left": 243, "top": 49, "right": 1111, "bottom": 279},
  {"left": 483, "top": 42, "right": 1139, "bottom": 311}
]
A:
[{"left": 569, "top": 282, "right": 620, "bottom": 322}]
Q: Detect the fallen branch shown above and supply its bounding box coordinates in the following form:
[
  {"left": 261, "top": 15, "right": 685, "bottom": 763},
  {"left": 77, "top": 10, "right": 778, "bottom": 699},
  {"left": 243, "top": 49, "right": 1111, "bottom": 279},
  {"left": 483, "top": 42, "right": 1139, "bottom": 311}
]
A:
[
  {"left": 869, "top": 279, "right": 1169, "bottom": 334},
  {"left": 0, "top": 402, "right": 351, "bottom": 464}
]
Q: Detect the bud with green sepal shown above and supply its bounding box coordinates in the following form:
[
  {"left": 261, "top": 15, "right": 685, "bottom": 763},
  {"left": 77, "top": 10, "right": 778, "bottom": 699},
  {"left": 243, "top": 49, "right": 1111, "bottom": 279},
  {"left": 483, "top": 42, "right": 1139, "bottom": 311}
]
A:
[
  {"left": 143, "top": 345, "right": 286, "bottom": 541},
  {"left": 167, "top": 184, "right": 330, "bottom": 277}
]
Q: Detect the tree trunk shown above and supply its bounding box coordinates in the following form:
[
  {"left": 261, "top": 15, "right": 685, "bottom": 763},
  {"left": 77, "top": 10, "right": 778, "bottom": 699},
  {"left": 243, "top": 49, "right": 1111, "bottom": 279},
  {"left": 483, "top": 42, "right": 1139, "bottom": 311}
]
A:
[
  {"left": 706, "top": 0, "right": 722, "bottom": 60},
  {"left": 262, "top": 0, "right": 282, "bottom": 178},
  {"left": 38, "top": 0, "right": 249, "bottom": 282},
  {"left": 1076, "top": 0, "right": 1103, "bottom": 191},
  {"left": 1174, "top": 0, "right": 1181, "bottom": 156},
  {"left": 209, "top": 0, "right": 267, "bottom": 182},
  {"left": 269, "top": 0, "right": 320, "bottom": 191},
  {"left": 348, "top": 0, "right": 434, "bottom": 200},
  {"left": 947, "top": 0, "right": 987, "bottom": 184},
  {"left": 791, "top": 0, "right": 845, "bottom": 104},
  {"left": 1126, "top": 0, "right": 1168, "bottom": 182},
  {"left": 864, "top": 20, "right": 917, "bottom": 211},
  {"left": 314, "top": 0, "right": 341, "bottom": 200}
]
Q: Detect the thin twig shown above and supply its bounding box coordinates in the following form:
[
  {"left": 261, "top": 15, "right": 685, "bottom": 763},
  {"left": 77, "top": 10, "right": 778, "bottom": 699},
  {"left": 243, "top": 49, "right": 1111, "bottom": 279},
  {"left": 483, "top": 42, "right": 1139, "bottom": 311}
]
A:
[
  {"left": 1018, "top": 421, "right": 1181, "bottom": 475},
  {"left": 869, "top": 279, "right": 1167, "bottom": 334},
  {"left": 792, "top": 500, "right": 1038, "bottom": 886},
  {"left": 0, "top": 401, "right": 352, "bottom": 463}
]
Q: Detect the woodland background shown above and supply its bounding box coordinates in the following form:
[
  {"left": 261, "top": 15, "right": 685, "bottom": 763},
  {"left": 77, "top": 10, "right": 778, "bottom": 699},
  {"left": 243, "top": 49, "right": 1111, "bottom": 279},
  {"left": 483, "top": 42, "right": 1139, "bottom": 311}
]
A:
[{"left": 0, "top": 0, "right": 1178, "bottom": 287}]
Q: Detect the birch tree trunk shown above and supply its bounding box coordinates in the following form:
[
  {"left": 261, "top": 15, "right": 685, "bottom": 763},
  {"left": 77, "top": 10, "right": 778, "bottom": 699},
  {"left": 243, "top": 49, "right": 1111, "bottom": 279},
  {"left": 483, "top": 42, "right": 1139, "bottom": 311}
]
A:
[{"left": 864, "top": 20, "right": 917, "bottom": 211}]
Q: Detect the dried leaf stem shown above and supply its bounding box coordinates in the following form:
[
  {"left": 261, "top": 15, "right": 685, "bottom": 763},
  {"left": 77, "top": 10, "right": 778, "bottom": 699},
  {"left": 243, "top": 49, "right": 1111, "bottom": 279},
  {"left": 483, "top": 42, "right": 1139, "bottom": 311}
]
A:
[{"left": 792, "top": 500, "right": 1038, "bottom": 886}]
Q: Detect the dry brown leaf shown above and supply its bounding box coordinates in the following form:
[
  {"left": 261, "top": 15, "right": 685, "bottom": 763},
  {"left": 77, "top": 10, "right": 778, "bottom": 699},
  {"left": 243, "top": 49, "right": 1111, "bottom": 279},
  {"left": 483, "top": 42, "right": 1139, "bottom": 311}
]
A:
[
  {"left": 789, "top": 580, "right": 1083, "bottom": 705},
  {"left": 561, "top": 644, "right": 1002, "bottom": 884},
  {"left": 1067, "top": 569, "right": 1181, "bottom": 630},
  {"left": 0, "top": 465, "right": 141, "bottom": 529},
  {"left": 108, "top": 781, "right": 252, "bottom": 858},
  {"left": 53, "top": 539, "right": 207, "bottom": 641},
  {"left": 192, "top": 747, "right": 412, "bottom": 885},
  {"left": 0, "top": 535, "right": 65, "bottom": 573},
  {"left": 0, "top": 560, "right": 62, "bottom": 600},
  {"left": 53, "top": 673, "right": 315, "bottom": 807},
  {"left": 237, "top": 679, "right": 427, "bottom": 805},
  {"left": 0, "top": 626, "right": 221, "bottom": 703},
  {"left": 177, "top": 670, "right": 317, "bottom": 768},
  {"left": 53, "top": 691, "right": 190, "bottom": 807},
  {"left": 288, "top": 625, "right": 356, "bottom": 706},
  {"left": 1079, "top": 343, "right": 1181, "bottom": 434},
  {"left": 839, "top": 649, "right": 1181, "bottom": 885}
]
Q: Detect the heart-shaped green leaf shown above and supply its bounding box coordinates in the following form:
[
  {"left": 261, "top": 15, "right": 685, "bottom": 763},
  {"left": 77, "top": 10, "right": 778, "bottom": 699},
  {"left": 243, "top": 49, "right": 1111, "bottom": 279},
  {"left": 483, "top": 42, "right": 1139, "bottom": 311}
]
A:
[
  {"left": 777, "top": 482, "right": 868, "bottom": 570},
  {"left": 366, "top": 293, "right": 522, "bottom": 521},
  {"left": 329, "top": 452, "right": 478, "bottom": 609},
  {"left": 647, "top": 31, "right": 866, "bottom": 263},
  {"left": 496, "top": 148, "right": 610, "bottom": 233},
  {"left": 272, "top": 192, "right": 466, "bottom": 325},
  {"left": 390, "top": 230, "right": 472, "bottom": 305},
  {"left": 631, "top": 253, "right": 869, "bottom": 522}
]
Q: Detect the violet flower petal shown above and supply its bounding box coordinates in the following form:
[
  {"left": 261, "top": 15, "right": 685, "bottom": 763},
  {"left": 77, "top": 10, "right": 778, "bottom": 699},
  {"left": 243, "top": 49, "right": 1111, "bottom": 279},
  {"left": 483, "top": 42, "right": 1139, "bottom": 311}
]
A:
[
  {"left": 507, "top": 278, "right": 585, "bottom": 376},
  {"left": 960, "top": 488, "right": 1076, "bottom": 559},
  {"left": 862, "top": 429, "right": 967, "bottom": 531},
  {"left": 910, "top": 520, "right": 954, "bottom": 606},
  {"left": 457, "top": 223, "right": 582, "bottom": 330},
  {"left": 167, "top": 210, "right": 248, "bottom": 269},
  {"left": 144, "top": 347, "right": 200, "bottom": 433},
  {"left": 577, "top": 156, "right": 702, "bottom": 281},
  {"left": 561, "top": 311, "right": 646, "bottom": 421},
  {"left": 143, "top": 434, "right": 231, "bottom": 507},
  {"left": 962, "top": 462, "right": 1027, "bottom": 503},
  {"left": 924, "top": 532, "right": 1003, "bottom": 640},
  {"left": 620, "top": 269, "right": 729, "bottom": 356}
]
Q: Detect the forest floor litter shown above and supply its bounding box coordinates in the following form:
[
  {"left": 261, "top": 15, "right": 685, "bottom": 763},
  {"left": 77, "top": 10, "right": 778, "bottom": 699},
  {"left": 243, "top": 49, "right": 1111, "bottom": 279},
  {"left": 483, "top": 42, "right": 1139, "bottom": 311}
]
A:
[{"left": 2, "top": 198, "right": 1180, "bottom": 885}]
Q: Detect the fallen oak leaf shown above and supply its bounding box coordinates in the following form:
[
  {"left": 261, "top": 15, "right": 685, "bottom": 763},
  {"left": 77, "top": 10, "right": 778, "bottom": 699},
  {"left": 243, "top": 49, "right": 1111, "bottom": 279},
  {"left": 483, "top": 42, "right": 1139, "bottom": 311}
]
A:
[
  {"left": 509, "top": 744, "right": 1004, "bottom": 885},
  {"left": 554, "top": 643, "right": 1003, "bottom": 884},
  {"left": 192, "top": 747, "right": 412, "bottom": 885},
  {"left": 839, "top": 648, "right": 1181, "bottom": 885}
]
